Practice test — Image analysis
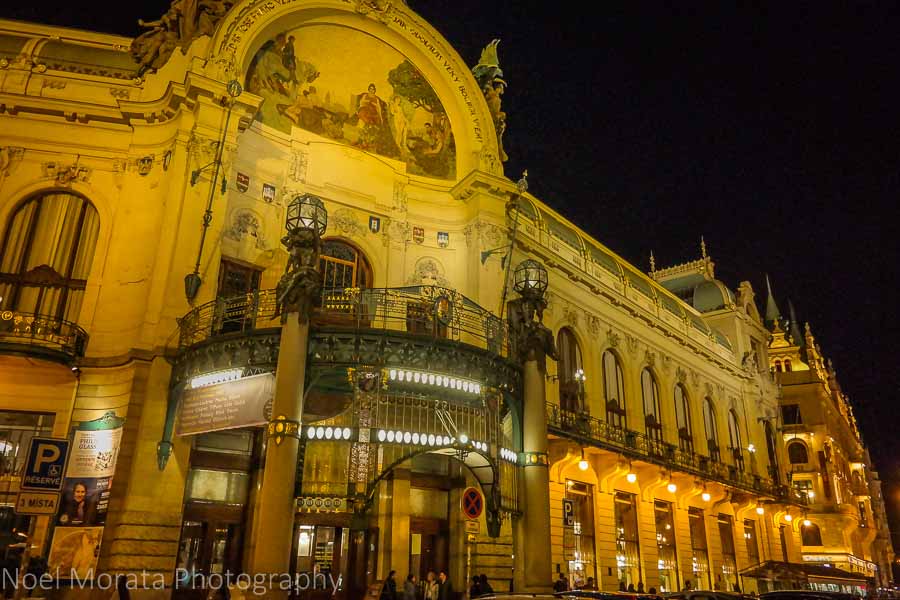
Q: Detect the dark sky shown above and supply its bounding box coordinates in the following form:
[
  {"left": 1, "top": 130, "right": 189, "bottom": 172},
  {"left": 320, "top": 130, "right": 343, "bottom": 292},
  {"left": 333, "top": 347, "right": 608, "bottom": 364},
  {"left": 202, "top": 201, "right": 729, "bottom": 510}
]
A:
[{"left": 5, "top": 0, "right": 900, "bottom": 556}]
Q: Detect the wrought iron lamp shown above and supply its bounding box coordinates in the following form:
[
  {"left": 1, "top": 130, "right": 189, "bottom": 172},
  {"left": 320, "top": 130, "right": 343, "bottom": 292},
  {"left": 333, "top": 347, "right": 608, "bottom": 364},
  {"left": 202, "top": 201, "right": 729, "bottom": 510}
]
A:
[
  {"left": 513, "top": 259, "right": 548, "bottom": 300},
  {"left": 285, "top": 193, "right": 328, "bottom": 235}
]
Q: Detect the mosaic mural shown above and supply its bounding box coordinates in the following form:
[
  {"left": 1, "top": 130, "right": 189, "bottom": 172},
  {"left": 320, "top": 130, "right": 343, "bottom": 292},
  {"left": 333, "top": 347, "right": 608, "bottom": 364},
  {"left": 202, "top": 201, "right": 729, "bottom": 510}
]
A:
[{"left": 246, "top": 24, "right": 456, "bottom": 179}]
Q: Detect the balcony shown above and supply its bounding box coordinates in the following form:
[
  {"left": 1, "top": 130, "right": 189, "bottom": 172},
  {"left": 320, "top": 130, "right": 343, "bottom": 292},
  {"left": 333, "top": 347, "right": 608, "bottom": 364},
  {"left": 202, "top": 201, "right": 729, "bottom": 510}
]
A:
[
  {"left": 0, "top": 310, "right": 87, "bottom": 364},
  {"left": 546, "top": 403, "right": 806, "bottom": 505}
]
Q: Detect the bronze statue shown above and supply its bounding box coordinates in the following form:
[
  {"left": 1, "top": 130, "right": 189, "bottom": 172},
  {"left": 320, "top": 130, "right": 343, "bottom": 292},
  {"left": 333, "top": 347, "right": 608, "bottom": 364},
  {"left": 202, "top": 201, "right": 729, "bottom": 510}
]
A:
[
  {"left": 507, "top": 296, "right": 558, "bottom": 372},
  {"left": 275, "top": 228, "right": 322, "bottom": 323},
  {"left": 471, "top": 40, "right": 509, "bottom": 162}
]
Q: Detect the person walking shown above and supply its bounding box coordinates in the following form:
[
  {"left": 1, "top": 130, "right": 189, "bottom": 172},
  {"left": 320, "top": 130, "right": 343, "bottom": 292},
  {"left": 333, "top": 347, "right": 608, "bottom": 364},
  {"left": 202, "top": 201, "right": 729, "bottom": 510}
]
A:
[
  {"left": 403, "top": 574, "right": 417, "bottom": 600},
  {"left": 478, "top": 575, "right": 493, "bottom": 596},
  {"left": 382, "top": 570, "right": 398, "bottom": 600},
  {"left": 424, "top": 572, "right": 439, "bottom": 600},
  {"left": 553, "top": 573, "right": 569, "bottom": 592}
]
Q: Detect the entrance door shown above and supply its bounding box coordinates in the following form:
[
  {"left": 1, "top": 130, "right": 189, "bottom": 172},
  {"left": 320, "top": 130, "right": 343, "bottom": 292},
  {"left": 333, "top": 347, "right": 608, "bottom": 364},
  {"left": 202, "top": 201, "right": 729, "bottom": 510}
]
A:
[
  {"left": 174, "top": 504, "right": 244, "bottom": 600},
  {"left": 292, "top": 524, "right": 349, "bottom": 600},
  {"left": 409, "top": 518, "right": 449, "bottom": 584}
]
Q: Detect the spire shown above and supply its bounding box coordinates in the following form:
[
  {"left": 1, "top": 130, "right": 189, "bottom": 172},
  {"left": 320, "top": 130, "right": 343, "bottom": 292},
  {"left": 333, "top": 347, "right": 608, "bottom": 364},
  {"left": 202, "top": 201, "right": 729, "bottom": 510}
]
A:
[
  {"left": 649, "top": 251, "right": 656, "bottom": 274},
  {"left": 700, "top": 236, "right": 708, "bottom": 259},
  {"left": 765, "top": 274, "right": 782, "bottom": 325},
  {"left": 788, "top": 299, "right": 804, "bottom": 347}
]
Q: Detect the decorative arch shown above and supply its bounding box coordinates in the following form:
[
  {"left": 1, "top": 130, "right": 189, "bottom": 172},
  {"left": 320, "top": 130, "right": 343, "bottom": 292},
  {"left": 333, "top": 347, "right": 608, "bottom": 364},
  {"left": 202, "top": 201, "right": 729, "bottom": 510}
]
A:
[
  {"left": 0, "top": 190, "right": 100, "bottom": 323},
  {"left": 801, "top": 521, "right": 823, "bottom": 546},
  {"left": 320, "top": 237, "right": 374, "bottom": 289},
  {"left": 204, "top": 0, "right": 502, "bottom": 177},
  {"left": 557, "top": 326, "right": 583, "bottom": 413},
  {"left": 602, "top": 349, "right": 626, "bottom": 430},
  {"left": 787, "top": 440, "right": 809, "bottom": 464}
]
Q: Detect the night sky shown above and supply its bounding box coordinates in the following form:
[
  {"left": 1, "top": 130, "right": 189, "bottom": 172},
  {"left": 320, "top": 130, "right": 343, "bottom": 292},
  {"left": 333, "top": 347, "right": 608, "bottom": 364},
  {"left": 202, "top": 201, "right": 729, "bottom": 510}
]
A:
[{"left": 4, "top": 0, "right": 900, "bottom": 557}]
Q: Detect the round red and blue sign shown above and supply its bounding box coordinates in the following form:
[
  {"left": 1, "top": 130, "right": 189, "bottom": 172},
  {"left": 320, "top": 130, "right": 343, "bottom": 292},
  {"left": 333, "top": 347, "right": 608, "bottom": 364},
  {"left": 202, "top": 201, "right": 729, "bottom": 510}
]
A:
[{"left": 462, "top": 487, "right": 483, "bottom": 519}]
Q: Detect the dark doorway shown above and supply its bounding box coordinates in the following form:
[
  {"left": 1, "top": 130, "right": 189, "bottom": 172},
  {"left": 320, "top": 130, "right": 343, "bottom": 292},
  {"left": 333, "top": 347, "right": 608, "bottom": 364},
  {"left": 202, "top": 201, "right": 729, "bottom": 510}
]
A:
[
  {"left": 174, "top": 504, "right": 244, "bottom": 600},
  {"left": 409, "top": 517, "right": 449, "bottom": 584}
]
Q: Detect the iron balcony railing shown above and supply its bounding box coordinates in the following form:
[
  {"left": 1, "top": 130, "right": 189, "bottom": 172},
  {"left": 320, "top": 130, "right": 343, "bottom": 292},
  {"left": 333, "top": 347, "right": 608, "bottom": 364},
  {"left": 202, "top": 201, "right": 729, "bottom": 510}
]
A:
[
  {"left": 546, "top": 403, "right": 806, "bottom": 505},
  {"left": 177, "top": 285, "right": 508, "bottom": 356},
  {"left": 0, "top": 310, "right": 88, "bottom": 362}
]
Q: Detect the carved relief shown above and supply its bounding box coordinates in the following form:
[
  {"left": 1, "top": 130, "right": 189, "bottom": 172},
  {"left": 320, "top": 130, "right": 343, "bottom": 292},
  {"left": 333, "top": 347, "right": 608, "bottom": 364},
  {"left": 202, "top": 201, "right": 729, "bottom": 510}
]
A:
[
  {"left": 690, "top": 369, "right": 700, "bottom": 389},
  {"left": 353, "top": 0, "right": 394, "bottom": 23},
  {"left": 0, "top": 147, "right": 25, "bottom": 177},
  {"left": 607, "top": 328, "right": 620, "bottom": 349},
  {"left": 331, "top": 208, "right": 364, "bottom": 237},
  {"left": 388, "top": 219, "right": 410, "bottom": 244},
  {"left": 705, "top": 382, "right": 715, "bottom": 398},
  {"left": 676, "top": 367, "right": 688, "bottom": 385},
  {"left": 225, "top": 209, "right": 268, "bottom": 249},
  {"left": 406, "top": 258, "right": 450, "bottom": 288},
  {"left": 644, "top": 350, "right": 656, "bottom": 369},
  {"left": 289, "top": 150, "right": 308, "bottom": 184},
  {"left": 660, "top": 354, "right": 673, "bottom": 374},
  {"left": 624, "top": 333, "right": 639, "bottom": 357},
  {"left": 471, "top": 40, "right": 508, "bottom": 163},
  {"left": 392, "top": 181, "right": 408, "bottom": 212},
  {"left": 42, "top": 161, "right": 91, "bottom": 186},
  {"left": 586, "top": 313, "right": 601, "bottom": 335}
]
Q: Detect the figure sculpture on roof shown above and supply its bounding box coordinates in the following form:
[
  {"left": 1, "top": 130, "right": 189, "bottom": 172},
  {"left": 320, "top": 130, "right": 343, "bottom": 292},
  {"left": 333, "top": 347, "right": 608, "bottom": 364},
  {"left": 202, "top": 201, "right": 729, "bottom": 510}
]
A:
[
  {"left": 131, "top": 0, "right": 236, "bottom": 76},
  {"left": 471, "top": 39, "right": 508, "bottom": 162}
]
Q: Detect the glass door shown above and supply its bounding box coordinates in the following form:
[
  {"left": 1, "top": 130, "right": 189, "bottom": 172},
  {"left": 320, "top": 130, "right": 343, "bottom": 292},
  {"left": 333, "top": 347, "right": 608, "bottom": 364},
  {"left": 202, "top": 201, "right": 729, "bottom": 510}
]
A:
[{"left": 174, "top": 509, "right": 244, "bottom": 600}]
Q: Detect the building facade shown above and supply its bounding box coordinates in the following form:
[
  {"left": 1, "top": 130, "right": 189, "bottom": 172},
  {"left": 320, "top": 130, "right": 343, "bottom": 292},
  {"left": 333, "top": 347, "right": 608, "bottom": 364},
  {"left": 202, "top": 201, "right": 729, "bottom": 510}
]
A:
[{"left": 0, "top": 1, "right": 892, "bottom": 597}]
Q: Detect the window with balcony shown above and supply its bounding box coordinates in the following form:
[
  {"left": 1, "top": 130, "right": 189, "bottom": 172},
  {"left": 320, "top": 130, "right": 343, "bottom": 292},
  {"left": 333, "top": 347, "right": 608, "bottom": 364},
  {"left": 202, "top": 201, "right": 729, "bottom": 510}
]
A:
[
  {"left": 727, "top": 410, "right": 744, "bottom": 472},
  {"left": 703, "top": 398, "right": 720, "bottom": 462},
  {"left": 0, "top": 191, "right": 99, "bottom": 322},
  {"left": 603, "top": 351, "right": 626, "bottom": 430},
  {"left": 675, "top": 384, "right": 693, "bottom": 454},
  {"left": 558, "top": 327, "right": 584, "bottom": 413},
  {"left": 642, "top": 368, "right": 663, "bottom": 448},
  {"left": 801, "top": 521, "right": 823, "bottom": 546},
  {"left": 792, "top": 478, "right": 813, "bottom": 502},
  {"left": 787, "top": 441, "right": 809, "bottom": 464}
]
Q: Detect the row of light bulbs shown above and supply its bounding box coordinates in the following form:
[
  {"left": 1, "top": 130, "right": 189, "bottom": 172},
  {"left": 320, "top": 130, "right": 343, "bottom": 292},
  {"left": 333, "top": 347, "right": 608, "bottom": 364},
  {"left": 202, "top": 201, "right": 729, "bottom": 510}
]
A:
[
  {"left": 387, "top": 369, "right": 482, "bottom": 395},
  {"left": 377, "top": 430, "right": 452, "bottom": 446},
  {"left": 500, "top": 448, "right": 518, "bottom": 463},
  {"left": 190, "top": 368, "right": 244, "bottom": 389},
  {"left": 306, "top": 426, "right": 353, "bottom": 441}
]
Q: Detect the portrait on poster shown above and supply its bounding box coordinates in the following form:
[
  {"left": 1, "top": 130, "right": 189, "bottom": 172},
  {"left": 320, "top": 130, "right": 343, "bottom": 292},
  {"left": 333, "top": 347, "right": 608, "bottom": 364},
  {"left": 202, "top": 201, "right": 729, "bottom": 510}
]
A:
[
  {"left": 48, "top": 526, "right": 103, "bottom": 580},
  {"left": 56, "top": 477, "right": 111, "bottom": 526}
]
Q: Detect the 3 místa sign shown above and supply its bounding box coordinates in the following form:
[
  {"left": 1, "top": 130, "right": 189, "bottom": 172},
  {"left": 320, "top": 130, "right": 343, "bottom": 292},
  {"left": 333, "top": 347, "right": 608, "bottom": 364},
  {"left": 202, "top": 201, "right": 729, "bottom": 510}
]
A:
[{"left": 16, "top": 492, "right": 60, "bottom": 515}]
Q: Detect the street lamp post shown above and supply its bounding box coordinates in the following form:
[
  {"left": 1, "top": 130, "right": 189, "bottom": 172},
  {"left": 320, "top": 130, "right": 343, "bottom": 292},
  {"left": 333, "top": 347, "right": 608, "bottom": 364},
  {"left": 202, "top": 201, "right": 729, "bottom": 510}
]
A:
[
  {"left": 508, "top": 259, "right": 557, "bottom": 592},
  {"left": 246, "top": 194, "right": 326, "bottom": 594}
]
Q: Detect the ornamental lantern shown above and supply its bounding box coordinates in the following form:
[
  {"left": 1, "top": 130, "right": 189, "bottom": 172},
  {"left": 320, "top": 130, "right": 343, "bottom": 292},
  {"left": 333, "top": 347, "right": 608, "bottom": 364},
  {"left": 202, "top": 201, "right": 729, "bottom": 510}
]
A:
[
  {"left": 513, "top": 259, "right": 548, "bottom": 300},
  {"left": 285, "top": 193, "right": 327, "bottom": 236}
]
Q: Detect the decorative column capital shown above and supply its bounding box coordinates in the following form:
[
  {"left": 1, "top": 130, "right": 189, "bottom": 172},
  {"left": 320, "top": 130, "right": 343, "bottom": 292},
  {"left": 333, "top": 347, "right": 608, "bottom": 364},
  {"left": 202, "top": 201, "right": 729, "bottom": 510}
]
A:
[
  {"left": 275, "top": 227, "right": 322, "bottom": 324},
  {"left": 267, "top": 415, "right": 301, "bottom": 445}
]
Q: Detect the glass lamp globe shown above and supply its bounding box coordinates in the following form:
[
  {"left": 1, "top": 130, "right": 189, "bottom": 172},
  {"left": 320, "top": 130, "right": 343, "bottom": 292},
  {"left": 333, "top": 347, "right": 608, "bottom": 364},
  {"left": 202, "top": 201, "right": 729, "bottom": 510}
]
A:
[
  {"left": 286, "top": 193, "right": 327, "bottom": 236},
  {"left": 513, "top": 259, "right": 548, "bottom": 299}
]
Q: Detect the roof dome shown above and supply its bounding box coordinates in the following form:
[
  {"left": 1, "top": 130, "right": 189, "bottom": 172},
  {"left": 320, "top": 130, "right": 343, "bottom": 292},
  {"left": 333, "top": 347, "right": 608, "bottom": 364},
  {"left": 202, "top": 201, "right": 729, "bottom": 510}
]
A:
[{"left": 693, "top": 280, "right": 735, "bottom": 313}]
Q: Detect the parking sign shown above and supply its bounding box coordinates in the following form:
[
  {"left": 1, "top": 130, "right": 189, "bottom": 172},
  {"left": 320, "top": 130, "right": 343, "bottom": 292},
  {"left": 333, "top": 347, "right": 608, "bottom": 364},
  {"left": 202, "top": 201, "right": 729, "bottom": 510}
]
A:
[
  {"left": 21, "top": 437, "right": 69, "bottom": 491},
  {"left": 562, "top": 498, "right": 575, "bottom": 527}
]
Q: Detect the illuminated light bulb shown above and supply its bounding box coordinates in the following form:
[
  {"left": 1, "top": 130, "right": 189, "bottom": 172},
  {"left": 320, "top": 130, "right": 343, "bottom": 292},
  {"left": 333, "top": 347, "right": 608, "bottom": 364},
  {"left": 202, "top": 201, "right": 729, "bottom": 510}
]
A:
[
  {"left": 405, "top": 370, "right": 413, "bottom": 381},
  {"left": 428, "top": 374, "right": 435, "bottom": 385},
  {"left": 309, "top": 427, "right": 317, "bottom": 439},
  {"left": 459, "top": 434, "right": 469, "bottom": 444},
  {"left": 626, "top": 472, "right": 637, "bottom": 484},
  {"left": 578, "top": 459, "right": 589, "bottom": 471},
  {"left": 667, "top": 483, "right": 677, "bottom": 493},
  {"left": 403, "top": 432, "right": 412, "bottom": 444},
  {"left": 343, "top": 427, "right": 351, "bottom": 440},
  {"left": 412, "top": 433, "right": 420, "bottom": 445},
  {"left": 702, "top": 492, "right": 711, "bottom": 502},
  {"left": 316, "top": 427, "right": 325, "bottom": 440},
  {"left": 387, "top": 431, "right": 395, "bottom": 443},
  {"left": 785, "top": 514, "right": 793, "bottom": 522},
  {"left": 395, "top": 431, "right": 403, "bottom": 443},
  {"left": 803, "top": 519, "right": 812, "bottom": 527},
  {"left": 756, "top": 506, "right": 765, "bottom": 515},
  {"left": 377, "top": 430, "right": 386, "bottom": 442},
  {"left": 389, "top": 369, "right": 397, "bottom": 380},
  {"left": 428, "top": 434, "right": 436, "bottom": 446},
  {"left": 324, "top": 427, "right": 333, "bottom": 440},
  {"left": 808, "top": 491, "right": 815, "bottom": 499}
]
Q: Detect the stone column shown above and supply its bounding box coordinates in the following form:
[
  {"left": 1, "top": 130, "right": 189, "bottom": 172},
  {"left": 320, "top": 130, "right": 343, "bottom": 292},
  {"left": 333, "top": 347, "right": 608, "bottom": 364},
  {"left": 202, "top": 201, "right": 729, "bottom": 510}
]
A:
[
  {"left": 521, "top": 358, "right": 553, "bottom": 591},
  {"left": 245, "top": 215, "right": 323, "bottom": 597}
]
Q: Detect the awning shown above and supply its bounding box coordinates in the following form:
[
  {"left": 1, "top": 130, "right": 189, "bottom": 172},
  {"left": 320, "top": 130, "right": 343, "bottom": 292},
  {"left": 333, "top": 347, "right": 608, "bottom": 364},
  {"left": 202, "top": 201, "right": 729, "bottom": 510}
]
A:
[{"left": 740, "top": 561, "right": 871, "bottom": 584}]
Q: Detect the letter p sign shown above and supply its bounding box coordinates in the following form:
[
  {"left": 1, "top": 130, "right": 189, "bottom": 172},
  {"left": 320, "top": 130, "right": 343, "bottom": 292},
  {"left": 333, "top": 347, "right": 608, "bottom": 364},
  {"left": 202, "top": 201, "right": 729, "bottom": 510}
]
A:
[
  {"left": 22, "top": 437, "right": 69, "bottom": 491},
  {"left": 563, "top": 498, "right": 575, "bottom": 527}
]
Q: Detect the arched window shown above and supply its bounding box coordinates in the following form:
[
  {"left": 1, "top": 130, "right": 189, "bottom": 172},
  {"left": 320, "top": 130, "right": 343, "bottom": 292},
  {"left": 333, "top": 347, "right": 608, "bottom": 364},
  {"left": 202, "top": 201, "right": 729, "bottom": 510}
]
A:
[
  {"left": 603, "top": 351, "right": 625, "bottom": 429},
  {"left": 642, "top": 369, "right": 662, "bottom": 443},
  {"left": 320, "top": 239, "right": 372, "bottom": 289},
  {"left": 773, "top": 360, "right": 782, "bottom": 373},
  {"left": 703, "top": 398, "right": 720, "bottom": 461},
  {"left": 675, "top": 384, "right": 693, "bottom": 453},
  {"left": 557, "top": 327, "right": 583, "bottom": 413},
  {"left": 787, "top": 441, "right": 809, "bottom": 464},
  {"left": 801, "top": 522, "right": 823, "bottom": 546},
  {"left": 784, "top": 359, "right": 792, "bottom": 372},
  {"left": 728, "top": 409, "right": 745, "bottom": 472},
  {"left": 765, "top": 421, "right": 780, "bottom": 484},
  {"left": 0, "top": 191, "right": 99, "bottom": 322}
]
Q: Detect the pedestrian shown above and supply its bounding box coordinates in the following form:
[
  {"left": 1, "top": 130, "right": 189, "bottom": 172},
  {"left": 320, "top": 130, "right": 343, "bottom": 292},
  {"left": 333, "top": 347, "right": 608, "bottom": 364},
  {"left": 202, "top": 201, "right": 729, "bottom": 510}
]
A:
[
  {"left": 585, "top": 577, "right": 596, "bottom": 591},
  {"left": 619, "top": 581, "right": 627, "bottom": 591},
  {"left": 628, "top": 583, "right": 636, "bottom": 593},
  {"left": 638, "top": 581, "right": 645, "bottom": 593},
  {"left": 469, "top": 575, "right": 482, "bottom": 598},
  {"left": 479, "top": 574, "right": 494, "bottom": 596},
  {"left": 382, "top": 570, "right": 398, "bottom": 600},
  {"left": 649, "top": 587, "right": 657, "bottom": 595},
  {"left": 424, "top": 572, "right": 439, "bottom": 600},
  {"left": 403, "top": 574, "right": 417, "bottom": 600},
  {"left": 554, "top": 573, "right": 569, "bottom": 592},
  {"left": 437, "top": 571, "right": 454, "bottom": 600}
]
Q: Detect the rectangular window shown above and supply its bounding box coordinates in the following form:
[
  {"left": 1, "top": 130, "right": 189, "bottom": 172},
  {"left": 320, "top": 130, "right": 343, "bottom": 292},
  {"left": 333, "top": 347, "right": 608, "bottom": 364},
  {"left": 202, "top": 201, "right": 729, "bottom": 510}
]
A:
[
  {"left": 781, "top": 404, "right": 802, "bottom": 425},
  {"left": 615, "top": 491, "right": 641, "bottom": 588},
  {"left": 718, "top": 514, "right": 738, "bottom": 592},
  {"left": 744, "top": 519, "right": 760, "bottom": 566},
  {"left": 655, "top": 500, "right": 679, "bottom": 592},
  {"left": 0, "top": 411, "right": 55, "bottom": 511},
  {"left": 688, "top": 507, "right": 711, "bottom": 590},
  {"left": 779, "top": 525, "right": 789, "bottom": 563},
  {"left": 566, "top": 481, "right": 597, "bottom": 586}
]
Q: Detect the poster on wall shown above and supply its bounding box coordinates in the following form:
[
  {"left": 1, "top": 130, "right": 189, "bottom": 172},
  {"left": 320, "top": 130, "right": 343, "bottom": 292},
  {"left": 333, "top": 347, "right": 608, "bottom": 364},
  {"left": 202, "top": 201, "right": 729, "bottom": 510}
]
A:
[
  {"left": 47, "top": 526, "right": 103, "bottom": 580},
  {"left": 49, "top": 412, "right": 125, "bottom": 579}
]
